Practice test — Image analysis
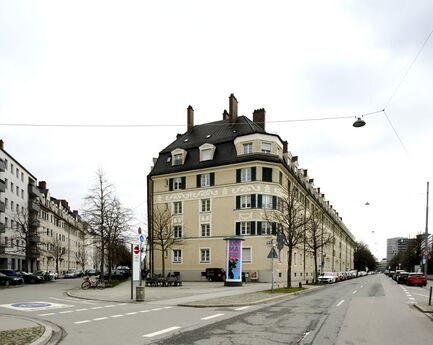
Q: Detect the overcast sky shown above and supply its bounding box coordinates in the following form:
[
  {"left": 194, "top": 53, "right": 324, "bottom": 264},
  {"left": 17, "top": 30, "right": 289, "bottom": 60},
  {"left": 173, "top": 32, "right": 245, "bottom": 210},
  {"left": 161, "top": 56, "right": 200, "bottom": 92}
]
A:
[{"left": 1, "top": 1, "right": 432, "bottom": 260}]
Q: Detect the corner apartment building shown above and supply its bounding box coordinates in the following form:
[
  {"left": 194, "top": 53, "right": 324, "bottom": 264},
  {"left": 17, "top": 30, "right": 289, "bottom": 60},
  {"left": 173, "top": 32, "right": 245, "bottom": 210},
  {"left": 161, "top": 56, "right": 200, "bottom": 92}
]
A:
[
  {"left": 147, "top": 95, "right": 355, "bottom": 283},
  {"left": 0, "top": 139, "right": 93, "bottom": 273}
]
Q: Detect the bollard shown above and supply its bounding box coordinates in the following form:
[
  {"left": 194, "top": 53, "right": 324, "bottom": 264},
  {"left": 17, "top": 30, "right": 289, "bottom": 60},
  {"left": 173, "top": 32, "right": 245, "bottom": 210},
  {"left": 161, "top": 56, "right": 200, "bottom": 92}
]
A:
[
  {"left": 429, "top": 286, "right": 432, "bottom": 306},
  {"left": 136, "top": 286, "right": 145, "bottom": 302},
  {"left": 299, "top": 282, "right": 302, "bottom": 288}
]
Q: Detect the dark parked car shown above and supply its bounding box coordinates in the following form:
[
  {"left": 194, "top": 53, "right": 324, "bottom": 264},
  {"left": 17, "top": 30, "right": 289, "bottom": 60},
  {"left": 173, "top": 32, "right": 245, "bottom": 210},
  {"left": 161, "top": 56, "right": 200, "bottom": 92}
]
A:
[
  {"left": 64, "top": 269, "right": 84, "bottom": 278},
  {"left": 0, "top": 270, "right": 24, "bottom": 286},
  {"left": 104, "top": 269, "right": 127, "bottom": 280},
  {"left": 85, "top": 269, "right": 100, "bottom": 276},
  {"left": 205, "top": 268, "right": 226, "bottom": 282},
  {"left": 396, "top": 272, "right": 409, "bottom": 284},
  {"left": 17, "top": 271, "right": 44, "bottom": 284}
]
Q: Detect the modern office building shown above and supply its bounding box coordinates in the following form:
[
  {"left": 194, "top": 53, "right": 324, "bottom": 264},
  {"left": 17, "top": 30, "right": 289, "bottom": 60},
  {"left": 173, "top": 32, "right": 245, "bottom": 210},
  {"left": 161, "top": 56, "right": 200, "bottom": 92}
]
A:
[
  {"left": 147, "top": 95, "right": 355, "bottom": 283},
  {"left": 386, "top": 237, "right": 417, "bottom": 263}
]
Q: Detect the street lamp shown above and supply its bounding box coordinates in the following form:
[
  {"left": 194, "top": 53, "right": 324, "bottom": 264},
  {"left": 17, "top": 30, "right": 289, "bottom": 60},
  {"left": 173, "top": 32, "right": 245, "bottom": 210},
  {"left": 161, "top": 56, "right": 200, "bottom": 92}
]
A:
[{"left": 353, "top": 117, "right": 366, "bottom": 128}]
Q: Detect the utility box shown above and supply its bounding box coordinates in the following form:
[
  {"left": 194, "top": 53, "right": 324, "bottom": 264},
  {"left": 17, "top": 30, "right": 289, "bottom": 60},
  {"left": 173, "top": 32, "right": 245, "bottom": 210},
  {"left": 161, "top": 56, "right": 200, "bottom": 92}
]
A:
[{"left": 136, "top": 286, "right": 145, "bottom": 302}]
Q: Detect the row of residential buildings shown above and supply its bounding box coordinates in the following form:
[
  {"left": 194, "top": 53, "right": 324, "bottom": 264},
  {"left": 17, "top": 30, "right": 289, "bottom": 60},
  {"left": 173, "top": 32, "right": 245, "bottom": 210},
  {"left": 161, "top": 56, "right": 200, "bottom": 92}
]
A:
[
  {"left": 0, "top": 140, "right": 96, "bottom": 273},
  {"left": 147, "top": 95, "right": 356, "bottom": 283}
]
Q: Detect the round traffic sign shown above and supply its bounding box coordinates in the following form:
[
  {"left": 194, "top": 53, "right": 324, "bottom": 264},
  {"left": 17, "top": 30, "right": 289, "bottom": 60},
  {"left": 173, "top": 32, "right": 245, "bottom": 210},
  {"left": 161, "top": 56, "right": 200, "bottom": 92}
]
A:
[{"left": 133, "top": 245, "right": 140, "bottom": 255}]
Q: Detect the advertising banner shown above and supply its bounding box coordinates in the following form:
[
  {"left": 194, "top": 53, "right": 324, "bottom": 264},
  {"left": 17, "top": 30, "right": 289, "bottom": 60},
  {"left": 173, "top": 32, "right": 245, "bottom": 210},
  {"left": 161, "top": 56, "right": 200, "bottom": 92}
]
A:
[{"left": 226, "top": 239, "right": 242, "bottom": 282}]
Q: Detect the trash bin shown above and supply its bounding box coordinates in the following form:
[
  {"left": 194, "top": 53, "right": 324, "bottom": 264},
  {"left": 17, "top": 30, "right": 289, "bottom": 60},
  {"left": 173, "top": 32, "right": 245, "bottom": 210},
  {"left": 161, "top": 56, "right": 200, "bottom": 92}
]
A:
[{"left": 136, "top": 286, "right": 145, "bottom": 302}]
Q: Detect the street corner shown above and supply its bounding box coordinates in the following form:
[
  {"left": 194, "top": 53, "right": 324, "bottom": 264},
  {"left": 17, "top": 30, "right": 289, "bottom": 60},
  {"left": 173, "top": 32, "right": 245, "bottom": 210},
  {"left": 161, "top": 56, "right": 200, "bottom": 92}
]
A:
[{"left": 0, "top": 314, "right": 52, "bottom": 345}]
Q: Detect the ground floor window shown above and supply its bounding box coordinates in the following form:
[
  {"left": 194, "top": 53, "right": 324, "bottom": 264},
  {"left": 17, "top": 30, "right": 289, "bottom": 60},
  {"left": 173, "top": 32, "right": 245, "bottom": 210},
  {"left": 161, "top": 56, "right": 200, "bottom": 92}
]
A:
[
  {"left": 173, "top": 249, "right": 182, "bottom": 263},
  {"left": 242, "top": 247, "right": 251, "bottom": 263},
  {"left": 200, "top": 248, "right": 210, "bottom": 263}
]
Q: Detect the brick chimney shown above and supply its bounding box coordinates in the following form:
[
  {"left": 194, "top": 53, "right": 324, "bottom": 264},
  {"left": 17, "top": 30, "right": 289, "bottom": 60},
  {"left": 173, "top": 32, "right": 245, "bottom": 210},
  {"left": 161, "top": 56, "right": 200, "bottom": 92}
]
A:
[
  {"left": 38, "top": 181, "right": 47, "bottom": 190},
  {"left": 283, "top": 141, "right": 288, "bottom": 153},
  {"left": 229, "top": 94, "right": 238, "bottom": 122},
  {"left": 0, "top": 139, "right": 4, "bottom": 150},
  {"left": 222, "top": 109, "right": 229, "bottom": 120},
  {"left": 253, "top": 108, "right": 266, "bottom": 130},
  {"left": 176, "top": 133, "right": 182, "bottom": 139},
  {"left": 187, "top": 105, "right": 194, "bottom": 131}
]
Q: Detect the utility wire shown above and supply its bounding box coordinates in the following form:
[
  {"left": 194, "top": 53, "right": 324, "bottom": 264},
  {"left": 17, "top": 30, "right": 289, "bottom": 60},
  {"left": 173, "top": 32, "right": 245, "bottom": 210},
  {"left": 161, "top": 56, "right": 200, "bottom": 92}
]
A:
[
  {"left": 383, "top": 110, "right": 410, "bottom": 157},
  {"left": 0, "top": 110, "right": 384, "bottom": 128}
]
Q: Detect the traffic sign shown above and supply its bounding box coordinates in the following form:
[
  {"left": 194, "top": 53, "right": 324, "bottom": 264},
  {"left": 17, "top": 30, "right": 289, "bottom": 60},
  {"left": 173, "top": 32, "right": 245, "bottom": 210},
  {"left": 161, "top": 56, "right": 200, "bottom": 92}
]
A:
[
  {"left": 139, "top": 234, "right": 144, "bottom": 243},
  {"left": 267, "top": 247, "right": 278, "bottom": 259},
  {"left": 133, "top": 245, "right": 140, "bottom": 255},
  {"left": 138, "top": 227, "right": 142, "bottom": 235}
]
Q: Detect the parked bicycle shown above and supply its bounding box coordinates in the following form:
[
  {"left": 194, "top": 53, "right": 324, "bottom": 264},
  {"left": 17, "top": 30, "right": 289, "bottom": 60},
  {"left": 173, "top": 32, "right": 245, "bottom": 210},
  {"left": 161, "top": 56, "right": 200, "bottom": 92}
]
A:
[{"left": 81, "top": 275, "right": 106, "bottom": 289}]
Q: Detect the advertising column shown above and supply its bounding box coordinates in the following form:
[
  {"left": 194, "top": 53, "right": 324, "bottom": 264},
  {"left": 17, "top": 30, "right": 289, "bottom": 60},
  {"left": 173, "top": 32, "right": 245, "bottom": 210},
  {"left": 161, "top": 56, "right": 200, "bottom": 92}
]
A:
[{"left": 224, "top": 237, "right": 244, "bottom": 286}]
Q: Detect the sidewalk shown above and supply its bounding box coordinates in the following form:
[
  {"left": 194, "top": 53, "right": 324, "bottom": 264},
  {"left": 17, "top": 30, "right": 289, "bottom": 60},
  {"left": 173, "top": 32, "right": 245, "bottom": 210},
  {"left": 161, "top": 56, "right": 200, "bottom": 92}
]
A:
[
  {"left": 66, "top": 280, "right": 316, "bottom": 306},
  {"left": 0, "top": 314, "right": 52, "bottom": 345}
]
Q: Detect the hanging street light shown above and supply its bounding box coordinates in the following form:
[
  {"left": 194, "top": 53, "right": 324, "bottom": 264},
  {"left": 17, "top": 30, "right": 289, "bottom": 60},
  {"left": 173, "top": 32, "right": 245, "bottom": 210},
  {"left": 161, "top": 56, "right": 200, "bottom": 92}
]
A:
[{"left": 353, "top": 117, "right": 366, "bottom": 128}]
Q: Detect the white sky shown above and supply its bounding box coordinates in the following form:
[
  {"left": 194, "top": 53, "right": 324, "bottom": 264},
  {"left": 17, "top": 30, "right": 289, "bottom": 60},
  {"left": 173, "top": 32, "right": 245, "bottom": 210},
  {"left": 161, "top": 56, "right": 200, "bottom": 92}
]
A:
[{"left": 1, "top": 0, "right": 432, "bottom": 260}]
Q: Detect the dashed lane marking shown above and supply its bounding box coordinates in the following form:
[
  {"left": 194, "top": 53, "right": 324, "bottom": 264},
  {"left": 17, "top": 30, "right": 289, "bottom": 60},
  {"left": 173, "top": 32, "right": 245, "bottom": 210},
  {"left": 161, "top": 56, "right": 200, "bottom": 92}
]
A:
[
  {"left": 352, "top": 290, "right": 357, "bottom": 294},
  {"left": 93, "top": 317, "right": 109, "bottom": 321},
  {"left": 336, "top": 300, "right": 345, "bottom": 307},
  {"left": 59, "top": 311, "right": 74, "bottom": 314},
  {"left": 74, "top": 320, "right": 91, "bottom": 324},
  {"left": 143, "top": 326, "right": 181, "bottom": 338},
  {"left": 234, "top": 306, "right": 251, "bottom": 311},
  {"left": 75, "top": 308, "right": 88, "bottom": 312},
  {"left": 110, "top": 314, "right": 124, "bottom": 318},
  {"left": 39, "top": 313, "right": 55, "bottom": 316},
  {"left": 91, "top": 306, "right": 103, "bottom": 310},
  {"left": 201, "top": 313, "right": 224, "bottom": 320},
  {"left": 126, "top": 312, "right": 138, "bottom": 315}
]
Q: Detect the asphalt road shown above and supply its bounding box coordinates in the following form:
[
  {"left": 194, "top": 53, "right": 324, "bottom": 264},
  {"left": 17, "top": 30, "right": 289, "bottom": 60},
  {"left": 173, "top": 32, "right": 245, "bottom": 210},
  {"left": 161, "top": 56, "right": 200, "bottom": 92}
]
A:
[
  {"left": 154, "top": 274, "right": 433, "bottom": 345},
  {"left": 0, "top": 275, "right": 432, "bottom": 345}
]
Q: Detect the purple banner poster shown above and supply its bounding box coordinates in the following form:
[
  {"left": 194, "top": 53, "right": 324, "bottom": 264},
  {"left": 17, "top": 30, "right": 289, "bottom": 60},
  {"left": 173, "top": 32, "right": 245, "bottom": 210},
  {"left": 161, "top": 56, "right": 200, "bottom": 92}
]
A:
[{"left": 226, "top": 239, "right": 242, "bottom": 281}]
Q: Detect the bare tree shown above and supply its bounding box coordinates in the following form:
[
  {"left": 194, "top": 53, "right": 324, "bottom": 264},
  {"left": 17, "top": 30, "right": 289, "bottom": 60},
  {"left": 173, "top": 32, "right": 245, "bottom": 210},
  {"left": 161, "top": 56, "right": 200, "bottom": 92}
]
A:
[
  {"left": 305, "top": 207, "right": 333, "bottom": 284},
  {"left": 75, "top": 242, "right": 87, "bottom": 272},
  {"left": 150, "top": 203, "right": 182, "bottom": 276},
  {"left": 45, "top": 237, "right": 67, "bottom": 274},
  {"left": 10, "top": 210, "right": 41, "bottom": 272},
  {"left": 105, "top": 198, "right": 133, "bottom": 280},
  {"left": 266, "top": 186, "right": 309, "bottom": 287},
  {"left": 83, "top": 169, "right": 115, "bottom": 279}
]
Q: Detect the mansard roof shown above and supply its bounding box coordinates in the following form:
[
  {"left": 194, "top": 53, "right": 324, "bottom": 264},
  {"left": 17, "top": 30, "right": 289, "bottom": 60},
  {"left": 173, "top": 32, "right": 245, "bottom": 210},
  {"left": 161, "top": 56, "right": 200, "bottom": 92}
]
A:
[{"left": 150, "top": 115, "right": 280, "bottom": 176}]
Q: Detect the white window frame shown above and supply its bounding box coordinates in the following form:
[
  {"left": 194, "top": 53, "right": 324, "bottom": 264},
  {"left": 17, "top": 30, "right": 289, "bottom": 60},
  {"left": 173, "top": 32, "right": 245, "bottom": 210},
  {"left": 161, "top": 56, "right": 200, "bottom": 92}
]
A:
[
  {"left": 240, "top": 195, "right": 251, "bottom": 209},
  {"left": 173, "top": 154, "right": 183, "bottom": 165},
  {"left": 201, "top": 223, "right": 211, "bottom": 237},
  {"left": 173, "top": 177, "right": 182, "bottom": 190},
  {"left": 243, "top": 143, "right": 253, "bottom": 154},
  {"left": 261, "top": 142, "right": 272, "bottom": 154},
  {"left": 261, "top": 221, "right": 273, "bottom": 235},
  {"left": 242, "top": 247, "right": 252, "bottom": 263},
  {"left": 173, "top": 226, "right": 182, "bottom": 238},
  {"left": 172, "top": 249, "right": 182, "bottom": 263},
  {"left": 201, "top": 199, "right": 211, "bottom": 212},
  {"left": 200, "top": 248, "right": 211, "bottom": 263},
  {"left": 240, "top": 222, "right": 251, "bottom": 235},
  {"left": 241, "top": 168, "right": 252, "bottom": 182},
  {"left": 173, "top": 202, "right": 182, "bottom": 214},
  {"left": 200, "top": 173, "right": 211, "bottom": 187},
  {"left": 201, "top": 149, "right": 212, "bottom": 161},
  {"left": 262, "top": 195, "right": 273, "bottom": 209}
]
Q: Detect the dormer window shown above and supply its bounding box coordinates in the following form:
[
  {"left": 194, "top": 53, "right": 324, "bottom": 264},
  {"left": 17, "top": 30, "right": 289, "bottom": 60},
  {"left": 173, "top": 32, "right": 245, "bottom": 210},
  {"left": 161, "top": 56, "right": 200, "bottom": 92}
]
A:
[
  {"left": 174, "top": 154, "right": 183, "bottom": 165},
  {"left": 243, "top": 143, "right": 253, "bottom": 154},
  {"left": 199, "top": 143, "right": 216, "bottom": 162},
  {"left": 171, "top": 148, "right": 187, "bottom": 166},
  {"left": 261, "top": 142, "right": 272, "bottom": 154}
]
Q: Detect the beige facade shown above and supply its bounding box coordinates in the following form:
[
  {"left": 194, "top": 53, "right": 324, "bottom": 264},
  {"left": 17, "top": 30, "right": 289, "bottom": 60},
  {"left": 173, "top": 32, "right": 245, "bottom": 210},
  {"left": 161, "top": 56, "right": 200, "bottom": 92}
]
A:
[{"left": 148, "top": 96, "right": 355, "bottom": 283}]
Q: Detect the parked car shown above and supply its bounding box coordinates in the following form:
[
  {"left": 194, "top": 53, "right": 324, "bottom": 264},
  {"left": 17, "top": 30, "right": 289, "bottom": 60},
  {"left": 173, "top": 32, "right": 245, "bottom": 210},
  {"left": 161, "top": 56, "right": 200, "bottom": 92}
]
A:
[
  {"left": 64, "top": 269, "right": 83, "bottom": 278},
  {"left": 205, "top": 268, "right": 226, "bottom": 282},
  {"left": 396, "top": 272, "right": 409, "bottom": 284},
  {"left": 116, "top": 266, "right": 131, "bottom": 277},
  {"left": 0, "top": 270, "right": 24, "bottom": 286},
  {"left": 16, "top": 271, "right": 44, "bottom": 284},
  {"left": 392, "top": 270, "right": 405, "bottom": 281},
  {"left": 35, "top": 271, "right": 56, "bottom": 281},
  {"left": 85, "top": 269, "right": 100, "bottom": 276},
  {"left": 406, "top": 273, "right": 427, "bottom": 286},
  {"left": 104, "top": 269, "right": 128, "bottom": 280},
  {"left": 318, "top": 272, "right": 336, "bottom": 284}
]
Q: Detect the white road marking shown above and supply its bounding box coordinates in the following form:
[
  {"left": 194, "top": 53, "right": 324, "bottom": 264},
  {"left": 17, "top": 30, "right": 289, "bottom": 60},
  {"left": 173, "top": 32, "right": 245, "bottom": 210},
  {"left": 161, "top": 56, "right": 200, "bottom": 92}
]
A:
[
  {"left": 235, "top": 306, "right": 251, "bottom": 311},
  {"left": 75, "top": 308, "right": 88, "bottom": 312},
  {"left": 143, "top": 326, "right": 181, "bottom": 338},
  {"left": 360, "top": 285, "right": 364, "bottom": 288},
  {"left": 163, "top": 306, "right": 173, "bottom": 309},
  {"left": 91, "top": 307, "right": 103, "bottom": 310},
  {"left": 201, "top": 313, "right": 224, "bottom": 320},
  {"left": 104, "top": 305, "right": 116, "bottom": 308},
  {"left": 74, "top": 320, "right": 91, "bottom": 324},
  {"left": 413, "top": 292, "right": 429, "bottom": 298},
  {"left": 336, "top": 300, "right": 345, "bottom": 307},
  {"left": 110, "top": 314, "right": 124, "bottom": 318},
  {"left": 140, "top": 310, "right": 150, "bottom": 313},
  {"left": 151, "top": 308, "right": 163, "bottom": 311},
  {"left": 298, "top": 331, "right": 310, "bottom": 342},
  {"left": 126, "top": 312, "right": 138, "bottom": 315},
  {"left": 49, "top": 297, "right": 94, "bottom": 305},
  {"left": 93, "top": 317, "right": 109, "bottom": 321},
  {"left": 59, "top": 310, "right": 73, "bottom": 314},
  {"left": 352, "top": 290, "right": 357, "bottom": 294},
  {"left": 39, "top": 313, "right": 55, "bottom": 316}
]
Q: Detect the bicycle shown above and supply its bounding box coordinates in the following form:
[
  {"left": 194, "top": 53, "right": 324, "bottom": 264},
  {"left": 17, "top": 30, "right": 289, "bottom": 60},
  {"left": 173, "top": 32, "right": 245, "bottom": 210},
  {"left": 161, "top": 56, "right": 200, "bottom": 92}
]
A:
[{"left": 81, "top": 275, "right": 106, "bottom": 289}]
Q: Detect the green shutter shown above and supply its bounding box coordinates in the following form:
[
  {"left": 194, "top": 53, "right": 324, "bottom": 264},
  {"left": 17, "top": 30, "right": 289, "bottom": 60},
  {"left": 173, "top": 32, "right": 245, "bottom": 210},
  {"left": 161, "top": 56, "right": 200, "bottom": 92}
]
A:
[
  {"left": 251, "top": 194, "right": 256, "bottom": 208},
  {"left": 196, "top": 174, "right": 201, "bottom": 187},
  {"left": 257, "top": 221, "right": 262, "bottom": 235},
  {"left": 181, "top": 177, "right": 186, "bottom": 189},
  {"left": 236, "top": 196, "right": 240, "bottom": 209},
  {"left": 272, "top": 196, "right": 277, "bottom": 209},
  {"left": 169, "top": 178, "right": 173, "bottom": 191},
  {"left": 210, "top": 172, "right": 215, "bottom": 186},
  {"left": 235, "top": 222, "right": 240, "bottom": 236},
  {"left": 251, "top": 167, "right": 256, "bottom": 181},
  {"left": 257, "top": 194, "right": 262, "bottom": 208},
  {"left": 250, "top": 221, "right": 256, "bottom": 235}
]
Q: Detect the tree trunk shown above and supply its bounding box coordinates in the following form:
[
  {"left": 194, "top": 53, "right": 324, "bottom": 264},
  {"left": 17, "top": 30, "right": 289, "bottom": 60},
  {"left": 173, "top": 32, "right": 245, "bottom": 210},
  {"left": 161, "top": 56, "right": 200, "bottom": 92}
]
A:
[
  {"left": 161, "top": 249, "right": 165, "bottom": 277},
  {"left": 287, "top": 248, "right": 292, "bottom": 288},
  {"left": 313, "top": 249, "right": 318, "bottom": 284}
]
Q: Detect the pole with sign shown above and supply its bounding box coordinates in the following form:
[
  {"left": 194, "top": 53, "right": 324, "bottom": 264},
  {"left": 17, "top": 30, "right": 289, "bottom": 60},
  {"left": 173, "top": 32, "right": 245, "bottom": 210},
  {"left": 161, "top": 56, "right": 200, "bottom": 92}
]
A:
[{"left": 136, "top": 227, "right": 145, "bottom": 302}]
